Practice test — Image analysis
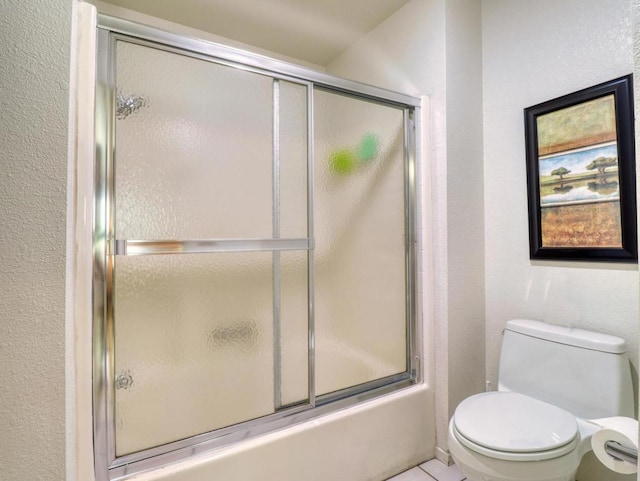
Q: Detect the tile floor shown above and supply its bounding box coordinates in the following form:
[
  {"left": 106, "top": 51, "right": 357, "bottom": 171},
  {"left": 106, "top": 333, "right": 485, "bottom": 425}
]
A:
[{"left": 387, "top": 459, "right": 465, "bottom": 481}]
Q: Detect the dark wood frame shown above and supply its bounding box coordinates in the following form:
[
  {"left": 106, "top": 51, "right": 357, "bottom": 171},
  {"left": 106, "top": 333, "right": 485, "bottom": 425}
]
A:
[{"left": 524, "top": 75, "right": 637, "bottom": 262}]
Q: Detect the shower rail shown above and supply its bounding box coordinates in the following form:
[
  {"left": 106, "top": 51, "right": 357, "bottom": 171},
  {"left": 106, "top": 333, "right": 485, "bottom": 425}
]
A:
[{"left": 97, "top": 16, "right": 421, "bottom": 109}]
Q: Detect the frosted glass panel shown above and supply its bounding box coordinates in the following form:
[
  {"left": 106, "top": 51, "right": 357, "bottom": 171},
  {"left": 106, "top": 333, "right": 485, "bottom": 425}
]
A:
[
  {"left": 279, "top": 251, "right": 309, "bottom": 406},
  {"left": 115, "top": 41, "right": 273, "bottom": 240},
  {"left": 114, "top": 253, "right": 274, "bottom": 455},
  {"left": 279, "top": 81, "right": 308, "bottom": 238},
  {"left": 313, "top": 88, "right": 407, "bottom": 396}
]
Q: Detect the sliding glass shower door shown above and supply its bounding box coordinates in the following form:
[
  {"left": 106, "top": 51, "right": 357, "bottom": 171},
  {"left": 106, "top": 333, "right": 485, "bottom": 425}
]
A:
[
  {"left": 93, "top": 19, "right": 419, "bottom": 480},
  {"left": 313, "top": 89, "right": 408, "bottom": 396},
  {"left": 112, "top": 41, "right": 310, "bottom": 455}
]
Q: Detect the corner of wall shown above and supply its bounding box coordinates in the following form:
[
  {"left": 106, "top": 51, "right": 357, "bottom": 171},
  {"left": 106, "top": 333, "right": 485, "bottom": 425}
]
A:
[
  {"left": 67, "top": 2, "right": 97, "bottom": 480},
  {"left": 443, "top": 0, "right": 486, "bottom": 419}
]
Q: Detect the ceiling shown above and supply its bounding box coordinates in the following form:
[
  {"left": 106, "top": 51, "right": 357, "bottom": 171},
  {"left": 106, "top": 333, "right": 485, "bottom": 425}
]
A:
[{"left": 100, "top": 0, "right": 409, "bottom": 66}]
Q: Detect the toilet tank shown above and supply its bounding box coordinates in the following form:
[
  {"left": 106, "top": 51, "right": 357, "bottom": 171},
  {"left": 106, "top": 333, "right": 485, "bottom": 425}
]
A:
[{"left": 498, "top": 319, "right": 634, "bottom": 420}]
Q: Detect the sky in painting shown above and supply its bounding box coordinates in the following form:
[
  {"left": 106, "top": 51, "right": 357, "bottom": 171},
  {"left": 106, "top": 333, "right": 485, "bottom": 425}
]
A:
[{"left": 538, "top": 143, "right": 617, "bottom": 176}]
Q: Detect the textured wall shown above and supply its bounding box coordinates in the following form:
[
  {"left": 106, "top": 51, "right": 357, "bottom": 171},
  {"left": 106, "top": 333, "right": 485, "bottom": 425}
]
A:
[
  {"left": 0, "top": 0, "right": 72, "bottom": 479},
  {"left": 482, "top": 2, "right": 637, "bottom": 479},
  {"left": 443, "top": 0, "right": 485, "bottom": 425},
  {"left": 483, "top": 0, "right": 637, "bottom": 381}
]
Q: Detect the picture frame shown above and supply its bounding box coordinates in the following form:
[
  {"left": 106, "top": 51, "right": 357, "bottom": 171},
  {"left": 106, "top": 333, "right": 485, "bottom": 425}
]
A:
[{"left": 524, "top": 75, "right": 637, "bottom": 262}]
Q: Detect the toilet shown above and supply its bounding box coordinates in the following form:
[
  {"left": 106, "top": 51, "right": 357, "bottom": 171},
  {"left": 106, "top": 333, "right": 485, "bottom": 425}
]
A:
[{"left": 448, "top": 319, "right": 635, "bottom": 481}]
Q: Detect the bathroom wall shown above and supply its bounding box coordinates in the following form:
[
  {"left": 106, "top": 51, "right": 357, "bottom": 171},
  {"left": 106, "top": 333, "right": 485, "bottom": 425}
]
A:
[
  {"left": 93, "top": 1, "right": 326, "bottom": 71},
  {"left": 482, "top": 2, "right": 638, "bottom": 480},
  {"left": 482, "top": 0, "right": 638, "bottom": 384},
  {"left": 328, "top": 0, "right": 486, "bottom": 458},
  {"left": 0, "top": 0, "right": 73, "bottom": 480}
]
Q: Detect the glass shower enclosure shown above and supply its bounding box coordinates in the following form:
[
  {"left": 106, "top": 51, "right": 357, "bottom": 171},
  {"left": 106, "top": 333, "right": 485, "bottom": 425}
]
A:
[{"left": 93, "top": 15, "right": 421, "bottom": 481}]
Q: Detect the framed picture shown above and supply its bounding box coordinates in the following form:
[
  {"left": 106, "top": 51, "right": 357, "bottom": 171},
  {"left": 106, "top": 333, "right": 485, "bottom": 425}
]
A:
[{"left": 524, "top": 75, "right": 637, "bottom": 262}]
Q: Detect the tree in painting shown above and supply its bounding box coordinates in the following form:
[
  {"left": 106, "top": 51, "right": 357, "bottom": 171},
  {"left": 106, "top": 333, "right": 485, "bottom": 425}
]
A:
[
  {"left": 550, "top": 166, "right": 571, "bottom": 180},
  {"left": 586, "top": 156, "right": 617, "bottom": 174}
]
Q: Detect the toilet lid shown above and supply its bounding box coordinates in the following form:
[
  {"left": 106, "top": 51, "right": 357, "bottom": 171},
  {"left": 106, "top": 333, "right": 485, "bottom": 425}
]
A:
[{"left": 454, "top": 392, "right": 578, "bottom": 454}]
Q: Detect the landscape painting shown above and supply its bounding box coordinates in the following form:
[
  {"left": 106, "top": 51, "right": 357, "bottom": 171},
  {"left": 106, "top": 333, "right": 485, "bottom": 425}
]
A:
[
  {"left": 538, "top": 142, "right": 621, "bottom": 248},
  {"left": 524, "top": 75, "right": 637, "bottom": 262}
]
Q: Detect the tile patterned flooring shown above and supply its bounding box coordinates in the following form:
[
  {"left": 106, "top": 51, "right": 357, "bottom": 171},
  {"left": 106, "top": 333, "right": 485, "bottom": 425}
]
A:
[{"left": 387, "top": 459, "right": 465, "bottom": 481}]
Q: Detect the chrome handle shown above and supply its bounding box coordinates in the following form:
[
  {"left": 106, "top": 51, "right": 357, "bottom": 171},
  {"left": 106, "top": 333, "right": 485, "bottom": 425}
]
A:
[
  {"left": 604, "top": 440, "right": 638, "bottom": 465},
  {"left": 114, "top": 238, "right": 310, "bottom": 256}
]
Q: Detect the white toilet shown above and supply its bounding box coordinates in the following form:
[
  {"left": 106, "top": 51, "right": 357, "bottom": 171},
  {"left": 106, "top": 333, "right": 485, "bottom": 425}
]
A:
[{"left": 448, "top": 319, "right": 635, "bottom": 481}]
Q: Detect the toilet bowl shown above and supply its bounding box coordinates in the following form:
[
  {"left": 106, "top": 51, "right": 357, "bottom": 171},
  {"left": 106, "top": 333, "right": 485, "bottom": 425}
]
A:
[
  {"left": 448, "top": 392, "right": 600, "bottom": 481},
  {"left": 447, "top": 320, "right": 634, "bottom": 481}
]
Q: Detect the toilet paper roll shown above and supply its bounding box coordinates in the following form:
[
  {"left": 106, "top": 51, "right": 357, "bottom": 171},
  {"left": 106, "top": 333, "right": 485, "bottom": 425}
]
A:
[{"left": 591, "top": 416, "right": 638, "bottom": 475}]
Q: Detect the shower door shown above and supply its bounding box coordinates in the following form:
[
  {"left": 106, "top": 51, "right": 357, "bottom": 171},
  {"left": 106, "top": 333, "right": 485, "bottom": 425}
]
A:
[
  {"left": 313, "top": 89, "right": 409, "bottom": 396},
  {"left": 94, "top": 17, "right": 419, "bottom": 481},
  {"left": 108, "top": 39, "right": 310, "bottom": 457}
]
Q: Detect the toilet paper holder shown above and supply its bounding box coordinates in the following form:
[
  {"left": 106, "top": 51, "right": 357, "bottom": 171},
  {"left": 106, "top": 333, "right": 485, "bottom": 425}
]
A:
[{"left": 605, "top": 440, "right": 638, "bottom": 465}]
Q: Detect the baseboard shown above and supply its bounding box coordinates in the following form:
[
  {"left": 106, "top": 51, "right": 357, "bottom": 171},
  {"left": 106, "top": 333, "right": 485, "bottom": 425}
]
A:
[{"left": 434, "top": 446, "right": 452, "bottom": 466}]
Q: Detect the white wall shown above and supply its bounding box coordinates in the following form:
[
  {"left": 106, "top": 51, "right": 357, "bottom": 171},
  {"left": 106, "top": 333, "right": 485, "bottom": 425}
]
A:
[
  {"left": 0, "top": 0, "right": 73, "bottom": 480},
  {"left": 482, "top": 2, "right": 638, "bottom": 480},
  {"left": 328, "top": 0, "right": 486, "bottom": 458},
  {"left": 93, "top": 1, "right": 326, "bottom": 71},
  {"left": 483, "top": 0, "right": 638, "bottom": 385},
  {"left": 442, "top": 0, "right": 485, "bottom": 426}
]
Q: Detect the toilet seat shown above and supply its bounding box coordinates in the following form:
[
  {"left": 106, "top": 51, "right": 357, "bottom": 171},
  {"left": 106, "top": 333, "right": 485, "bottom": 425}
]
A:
[{"left": 453, "top": 392, "right": 579, "bottom": 461}]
